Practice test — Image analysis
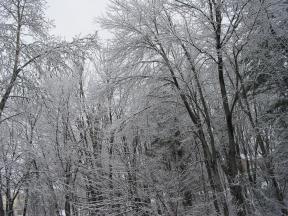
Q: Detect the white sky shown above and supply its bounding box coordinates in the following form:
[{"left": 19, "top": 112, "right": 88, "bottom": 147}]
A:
[{"left": 46, "top": 0, "right": 109, "bottom": 39}]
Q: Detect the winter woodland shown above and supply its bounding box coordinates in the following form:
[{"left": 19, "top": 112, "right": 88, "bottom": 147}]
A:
[{"left": 0, "top": 0, "right": 287, "bottom": 215}]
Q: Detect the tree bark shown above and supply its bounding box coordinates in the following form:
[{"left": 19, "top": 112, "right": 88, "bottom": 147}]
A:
[
  {"left": 22, "top": 187, "right": 29, "bottom": 216},
  {"left": 0, "top": 174, "right": 5, "bottom": 216},
  {"left": 0, "top": 5, "right": 22, "bottom": 120},
  {"left": 212, "top": 1, "right": 246, "bottom": 215},
  {"left": 182, "top": 43, "right": 229, "bottom": 216}
]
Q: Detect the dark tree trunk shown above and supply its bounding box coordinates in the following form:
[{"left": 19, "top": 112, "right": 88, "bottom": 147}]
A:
[
  {"left": 157, "top": 41, "right": 230, "bottom": 215},
  {"left": 64, "top": 194, "right": 71, "bottom": 216},
  {"left": 6, "top": 199, "right": 14, "bottom": 216},
  {"left": 0, "top": 2, "right": 22, "bottom": 120},
  {"left": 64, "top": 165, "right": 72, "bottom": 216},
  {"left": 212, "top": 1, "right": 246, "bottom": 215},
  {"left": 22, "top": 187, "right": 29, "bottom": 216},
  {"left": 182, "top": 43, "right": 230, "bottom": 216},
  {"left": 0, "top": 174, "right": 5, "bottom": 216},
  {"left": 0, "top": 196, "right": 4, "bottom": 216}
]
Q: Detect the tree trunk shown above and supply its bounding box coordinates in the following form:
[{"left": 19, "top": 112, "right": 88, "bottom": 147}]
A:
[
  {"left": 0, "top": 2, "right": 22, "bottom": 120},
  {"left": 6, "top": 199, "right": 14, "bottom": 216},
  {"left": 0, "top": 174, "right": 5, "bottom": 216},
  {"left": 213, "top": 1, "right": 246, "bottom": 215},
  {"left": 22, "top": 187, "right": 29, "bottom": 216},
  {"left": 0, "top": 196, "right": 4, "bottom": 216},
  {"left": 64, "top": 194, "right": 71, "bottom": 216},
  {"left": 182, "top": 43, "right": 230, "bottom": 216}
]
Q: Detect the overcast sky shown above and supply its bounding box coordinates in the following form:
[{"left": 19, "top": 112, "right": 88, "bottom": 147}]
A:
[{"left": 46, "top": 0, "right": 109, "bottom": 39}]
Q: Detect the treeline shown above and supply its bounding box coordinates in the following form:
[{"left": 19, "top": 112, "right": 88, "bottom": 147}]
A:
[{"left": 0, "top": 0, "right": 287, "bottom": 216}]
